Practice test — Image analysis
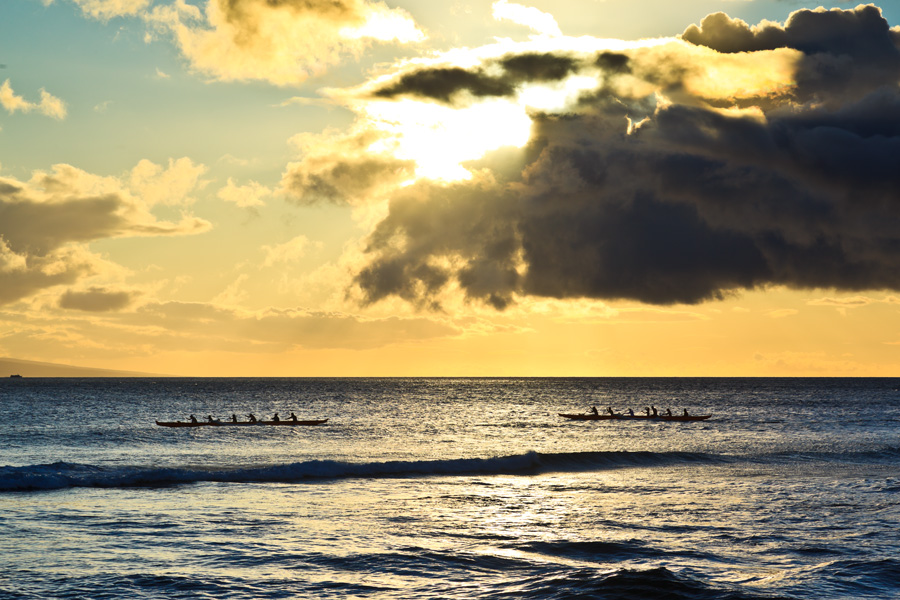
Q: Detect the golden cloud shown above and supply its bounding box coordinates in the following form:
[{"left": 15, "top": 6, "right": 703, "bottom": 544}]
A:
[
  {"left": 0, "top": 161, "right": 211, "bottom": 305},
  {"left": 146, "top": 0, "right": 424, "bottom": 85}
]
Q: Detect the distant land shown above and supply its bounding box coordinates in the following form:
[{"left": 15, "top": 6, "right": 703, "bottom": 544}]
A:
[{"left": 1, "top": 357, "right": 166, "bottom": 378}]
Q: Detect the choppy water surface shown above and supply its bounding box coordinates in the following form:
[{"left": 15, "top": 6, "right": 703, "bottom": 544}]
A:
[{"left": 1, "top": 378, "right": 898, "bottom": 599}]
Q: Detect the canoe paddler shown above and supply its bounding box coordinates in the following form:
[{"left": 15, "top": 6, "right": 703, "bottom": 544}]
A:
[
  {"left": 189, "top": 414, "right": 198, "bottom": 423},
  {"left": 272, "top": 413, "right": 280, "bottom": 422},
  {"left": 231, "top": 414, "right": 238, "bottom": 423},
  {"left": 247, "top": 413, "right": 257, "bottom": 423},
  {"left": 591, "top": 406, "right": 599, "bottom": 415},
  {"left": 606, "top": 406, "right": 615, "bottom": 415},
  {"left": 290, "top": 412, "right": 298, "bottom": 422}
]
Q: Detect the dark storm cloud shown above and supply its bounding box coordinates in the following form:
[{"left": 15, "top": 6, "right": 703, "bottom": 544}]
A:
[
  {"left": 499, "top": 53, "right": 580, "bottom": 82},
  {"left": 352, "top": 5, "right": 900, "bottom": 308},
  {"left": 371, "top": 52, "right": 580, "bottom": 103},
  {"left": 373, "top": 67, "right": 516, "bottom": 102},
  {"left": 682, "top": 5, "right": 897, "bottom": 55},
  {"left": 682, "top": 5, "right": 900, "bottom": 104},
  {"left": 595, "top": 52, "right": 630, "bottom": 74}
]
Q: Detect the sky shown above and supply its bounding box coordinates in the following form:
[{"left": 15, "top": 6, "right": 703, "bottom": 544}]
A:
[{"left": 1, "top": 0, "right": 900, "bottom": 376}]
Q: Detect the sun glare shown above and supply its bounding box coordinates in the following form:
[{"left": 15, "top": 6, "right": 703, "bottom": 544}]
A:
[
  {"left": 364, "top": 98, "right": 532, "bottom": 181},
  {"left": 517, "top": 75, "right": 600, "bottom": 111}
]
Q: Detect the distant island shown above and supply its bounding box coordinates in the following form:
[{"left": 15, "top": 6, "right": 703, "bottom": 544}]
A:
[{"left": 1, "top": 357, "right": 165, "bottom": 378}]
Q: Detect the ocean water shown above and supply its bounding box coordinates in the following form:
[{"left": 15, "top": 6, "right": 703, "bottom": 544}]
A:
[{"left": 1, "top": 377, "right": 898, "bottom": 600}]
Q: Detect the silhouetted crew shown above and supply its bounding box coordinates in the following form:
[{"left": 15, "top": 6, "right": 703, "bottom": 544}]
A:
[
  {"left": 627, "top": 408, "right": 635, "bottom": 416},
  {"left": 607, "top": 406, "right": 615, "bottom": 415},
  {"left": 247, "top": 413, "right": 257, "bottom": 423},
  {"left": 290, "top": 412, "right": 298, "bottom": 422},
  {"left": 651, "top": 405, "right": 658, "bottom": 417},
  {"left": 273, "top": 413, "right": 280, "bottom": 422},
  {"left": 207, "top": 415, "right": 217, "bottom": 423},
  {"left": 189, "top": 414, "right": 198, "bottom": 423},
  {"left": 231, "top": 414, "right": 238, "bottom": 423},
  {"left": 665, "top": 408, "right": 672, "bottom": 417},
  {"left": 591, "top": 406, "right": 599, "bottom": 415},
  {"left": 683, "top": 409, "right": 690, "bottom": 417}
]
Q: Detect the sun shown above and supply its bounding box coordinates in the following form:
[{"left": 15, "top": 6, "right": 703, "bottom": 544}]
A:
[{"left": 363, "top": 97, "right": 533, "bottom": 182}]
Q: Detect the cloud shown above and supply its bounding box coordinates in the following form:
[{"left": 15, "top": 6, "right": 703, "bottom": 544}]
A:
[
  {"left": 217, "top": 177, "right": 270, "bottom": 208},
  {"left": 0, "top": 161, "right": 211, "bottom": 305},
  {"left": 369, "top": 52, "right": 580, "bottom": 103},
  {"left": 344, "top": 5, "right": 900, "bottom": 309},
  {"left": 0, "top": 79, "right": 67, "bottom": 119},
  {"left": 492, "top": 0, "right": 561, "bottom": 37},
  {"left": 58, "top": 286, "right": 138, "bottom": 311},
  {"left": 211, "top": 274, "right": 250, "bottom": 306},
  {"left": 281, "top": 126, "right": 416, "bottom": 205},
  {"left": 67, "top": 0, "right": 151, "bottom": 20},
  {"left": 681, "top": 5, "right": 900, "bottom": 106},
  {"left": 0, "top": 240, "right": 94, "bottom": 306},
  {"left": 129, "top": 157, "right": 207, "bottom": 206},
  {"left": 146, "top": 0, "right": 425, "bottom": 85},
  {"left": 120, "top": 301, "right": 460, "bottom": 351},
  {"left": 262, "top": 235, "right": 320, "bottom": 267}
]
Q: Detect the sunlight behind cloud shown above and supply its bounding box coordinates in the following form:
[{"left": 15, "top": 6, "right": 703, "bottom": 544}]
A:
[
  {"left": 517, "top": 75, "right": 599, "bottom": 111},
  {"left": 363, "top": 98, "right": 532, "bottom": 181}
]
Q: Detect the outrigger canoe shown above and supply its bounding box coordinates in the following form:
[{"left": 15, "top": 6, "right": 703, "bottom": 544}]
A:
[
  {"left": 558, "top": 413, "right": 710, "bottom": 422},
  {"left": 156, "top": 419, "right": 328, "bottom": 427}
]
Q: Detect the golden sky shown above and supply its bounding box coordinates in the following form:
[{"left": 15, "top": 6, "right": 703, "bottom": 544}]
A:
[{"left": 1, "top": 0, "right": 899, "bottom": 376}]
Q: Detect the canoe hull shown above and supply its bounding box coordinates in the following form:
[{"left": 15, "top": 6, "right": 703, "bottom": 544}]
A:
[
  {"left": 155, "top": 419, "right": 328, "bottom": 427},
  {"left": 557, "top": 413, "right": 618, "bottom": 420},
  {"left": 558, "top": 413, "right": 710, "bottom": 422}
]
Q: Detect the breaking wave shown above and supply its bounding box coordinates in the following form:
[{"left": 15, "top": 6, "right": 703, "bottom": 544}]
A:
[
  {"left": 1, "top": 450, "right": 718, "bottom": 492},
  {"left": 3, "top": 446, "right": 898, "bottom": 493}
]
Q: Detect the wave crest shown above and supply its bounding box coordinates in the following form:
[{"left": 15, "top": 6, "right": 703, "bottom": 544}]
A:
[{"left": 0, "top": 450, "right": 717, "bottom": 492}]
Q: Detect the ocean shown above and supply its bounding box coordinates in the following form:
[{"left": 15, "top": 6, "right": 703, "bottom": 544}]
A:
[{"left": 1, "top": 377, "right": 898, "bottom": 599}]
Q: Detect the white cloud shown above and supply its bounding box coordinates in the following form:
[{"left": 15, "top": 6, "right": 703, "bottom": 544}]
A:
[
  {"left": 217, "top": 177, "right": 271, "bottom": 208},
  {"left": 492, "top": 0, "right": 562, "bottom": 37},
  {"left": 0, "top": 79, "right": 67, "bottom": 119}
]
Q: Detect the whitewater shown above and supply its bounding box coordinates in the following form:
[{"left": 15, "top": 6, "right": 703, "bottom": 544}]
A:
[{"left": 2, "top": 377, "right": 899, "bottom": 599}]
